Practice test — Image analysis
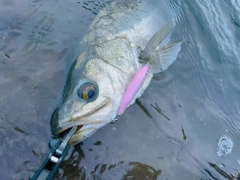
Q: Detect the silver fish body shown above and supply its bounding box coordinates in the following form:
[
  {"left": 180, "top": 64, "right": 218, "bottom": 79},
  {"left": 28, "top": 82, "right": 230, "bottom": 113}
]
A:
[{"left": 51, "top": 0, "right": 181, "bottom": 145}]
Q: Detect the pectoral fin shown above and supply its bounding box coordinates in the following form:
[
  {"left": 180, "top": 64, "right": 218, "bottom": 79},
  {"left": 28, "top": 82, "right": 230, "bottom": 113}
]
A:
[{"left": 139, "top": 21, "right": 181, "bottom": 73}]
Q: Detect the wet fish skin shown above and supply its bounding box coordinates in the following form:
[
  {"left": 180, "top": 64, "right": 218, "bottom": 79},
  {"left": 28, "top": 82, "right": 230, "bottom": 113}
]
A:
[{"left": 51, "top": 0, "right": 181, "bottom": 145}]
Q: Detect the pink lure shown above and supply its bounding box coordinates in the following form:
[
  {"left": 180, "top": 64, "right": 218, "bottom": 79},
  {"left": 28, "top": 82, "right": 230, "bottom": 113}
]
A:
[{"left": 118, "top": 65, "right": 149, "bottom": 114}]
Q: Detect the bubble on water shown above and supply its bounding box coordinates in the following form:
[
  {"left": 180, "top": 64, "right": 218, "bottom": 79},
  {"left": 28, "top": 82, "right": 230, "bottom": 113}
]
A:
[{"left": 216, "top": 135, "right": 233, "bottom": 157}]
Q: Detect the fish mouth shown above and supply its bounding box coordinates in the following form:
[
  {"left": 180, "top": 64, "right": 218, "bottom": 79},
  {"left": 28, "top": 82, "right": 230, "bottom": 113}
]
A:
[
  {"left": 50, "top": 101, "right": 111, "bottom": 144},
  {"left": 51, "top": 109, "right": 106, "bottom": 145},
  {"left": 53, "top": 122, "right": 105, "bottom": 145},
  {"left": 50, "top": 108, "right": 84, "bottom": 137}
]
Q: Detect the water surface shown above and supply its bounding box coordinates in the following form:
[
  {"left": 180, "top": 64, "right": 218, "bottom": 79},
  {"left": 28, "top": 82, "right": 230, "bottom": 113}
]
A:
[{"left": 0, "top": 0, "right": 240, "bottom": 179}]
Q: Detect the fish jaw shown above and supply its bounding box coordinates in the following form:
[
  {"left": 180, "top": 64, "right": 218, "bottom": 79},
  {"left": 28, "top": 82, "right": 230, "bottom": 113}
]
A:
[
  {"left": 51, "top": 97, "right": 115, "bottom": 145},
  {"left": 68, "top": 123, "right": 107, "bottom": 145},
  {"left": 52, "top": 122, "right": 109, "bottom": 145}
]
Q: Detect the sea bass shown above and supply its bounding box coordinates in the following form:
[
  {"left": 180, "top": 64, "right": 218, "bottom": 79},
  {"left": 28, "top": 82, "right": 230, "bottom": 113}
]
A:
[{"left": 51, "top": 0, "right": 181, "bottom": 145}]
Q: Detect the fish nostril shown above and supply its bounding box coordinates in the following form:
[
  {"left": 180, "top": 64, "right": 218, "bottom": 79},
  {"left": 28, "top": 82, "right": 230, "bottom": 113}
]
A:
[{"left": 50, "top": 108, "right": 59, "bottom": 135}]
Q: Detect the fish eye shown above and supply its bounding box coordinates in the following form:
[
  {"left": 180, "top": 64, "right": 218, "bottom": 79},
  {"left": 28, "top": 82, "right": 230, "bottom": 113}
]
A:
[{"left": 77, "top": 82, "right": 98, "bottom": 101}]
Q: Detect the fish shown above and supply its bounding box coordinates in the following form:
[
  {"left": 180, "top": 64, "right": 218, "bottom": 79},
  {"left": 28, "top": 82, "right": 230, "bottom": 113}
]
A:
[{"left": 51, "top": 0, "right": 181, "bottom": 145}]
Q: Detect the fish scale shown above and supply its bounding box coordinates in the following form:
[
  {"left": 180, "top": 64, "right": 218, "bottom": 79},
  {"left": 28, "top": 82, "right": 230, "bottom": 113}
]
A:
[{"left": 51, "top": 0, "right": 181, "bottom": 145}]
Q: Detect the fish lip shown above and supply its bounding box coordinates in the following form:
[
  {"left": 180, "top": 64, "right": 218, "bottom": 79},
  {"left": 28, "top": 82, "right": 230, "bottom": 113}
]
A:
[
  {"left": 52, "top": 121, "right": 103, "bottom": 141},
  {"left": 52, "top": 121, "right": 84, "bottom": 137},
  {"left": 51, "top": 108, "right": 61, "bottom": 136},
  {"left": 50, "top": 108, "right": 83, "bottom": 137},
  {"left": 51, "top": 113, "right": 86, "bottom": 137},
  {"left": 68, "top": 122, "right": 106, "bottom": 145},
  {"left": 51, "top": 100, "right": 111, "bottom": 137}
]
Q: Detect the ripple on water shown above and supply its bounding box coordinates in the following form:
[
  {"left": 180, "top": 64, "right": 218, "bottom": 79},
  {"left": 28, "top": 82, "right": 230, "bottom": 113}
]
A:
[
  {"left": 195, "top": 0, "right": 239, "bottom": 64},
  {"left": 167, "top": 0, "right": 240, "bottom": 179}
]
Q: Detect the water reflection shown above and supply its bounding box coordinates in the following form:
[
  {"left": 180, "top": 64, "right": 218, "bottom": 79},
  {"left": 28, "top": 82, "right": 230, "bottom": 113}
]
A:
[
  {"left": 56, "top": 143, "right": 162, "bottom": 180},
  {"left": 207, "top": 162, "right": 236, "bottom": 180},
  {"left": 122, "top": 162, "right": 162, "bottom": 180},
  {"left": 135, "top": 99, "right": 152, "bottom": 118},
  {"left": 150, "top": 103, "right": 170, "bottom": 121},
  {"left": 1, "top": 0, "right": 240, "bottom": 179},
  {"left": 56, "top": 145, "right": 85, "bottom": 179}
]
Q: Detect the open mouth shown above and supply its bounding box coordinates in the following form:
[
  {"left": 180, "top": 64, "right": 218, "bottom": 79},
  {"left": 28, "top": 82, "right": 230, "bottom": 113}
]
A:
[
  {"left": 51, "top": 100, "right": 111, "bottom": 137},
  {"left": 50, "top": 108, "right": 106, "bottom": 143},
  {"left": 50, "top": 108, "right": 82, "bottom": 137},
  {"left": 51, "top": 109, "right": 84, "bottom": 138},
  {"left": 54, "top": 124, "right": 84, "bottom": 139},
  {"left": 53, "top": 122, "right": 106, "bottom": 145},
  {"left": 51, "top": 112, "right": 101, "bottom": 138}
]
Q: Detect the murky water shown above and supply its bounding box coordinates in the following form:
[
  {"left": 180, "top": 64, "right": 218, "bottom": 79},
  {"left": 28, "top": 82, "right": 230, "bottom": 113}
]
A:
[{"left": 0, "top": 0, "right": 240, "bottom": 179}]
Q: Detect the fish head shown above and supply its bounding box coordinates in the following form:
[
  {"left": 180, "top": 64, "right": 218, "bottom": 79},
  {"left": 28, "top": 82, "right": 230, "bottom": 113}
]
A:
[{"left": 51, "top": 52, "right": 127, "bottom": 145}]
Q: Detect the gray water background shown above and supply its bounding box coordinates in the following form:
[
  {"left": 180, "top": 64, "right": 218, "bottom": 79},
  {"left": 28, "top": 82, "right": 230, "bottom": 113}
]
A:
[{"left": 0, "top": 0, "right": 240, "bottom": 179}]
